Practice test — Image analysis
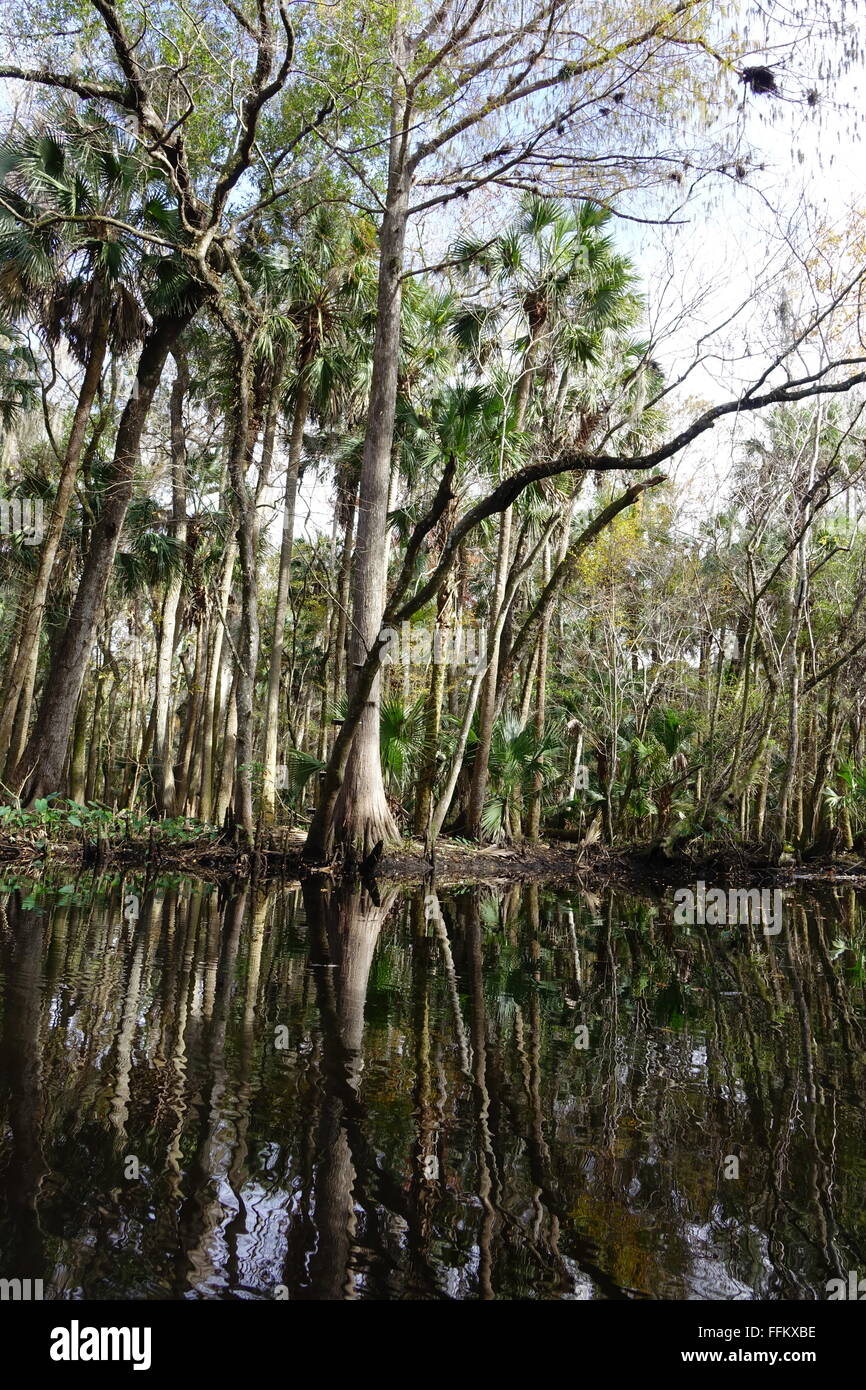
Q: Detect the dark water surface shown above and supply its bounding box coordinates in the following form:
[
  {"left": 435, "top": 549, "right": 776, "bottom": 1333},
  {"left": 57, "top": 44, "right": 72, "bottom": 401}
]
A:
[{"left": 0, "top": 874, "right": 864, "bottom": 1300}]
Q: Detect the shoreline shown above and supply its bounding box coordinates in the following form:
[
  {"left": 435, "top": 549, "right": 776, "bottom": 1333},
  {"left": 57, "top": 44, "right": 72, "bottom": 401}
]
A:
[{"left": 3, "top": 830, "right": 866, "bottom": 891}]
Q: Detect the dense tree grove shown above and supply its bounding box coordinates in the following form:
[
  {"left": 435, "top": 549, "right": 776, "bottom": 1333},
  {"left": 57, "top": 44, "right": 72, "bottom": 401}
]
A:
[{"left": 2, "top": 0, "right": 866, "bottom": 864}]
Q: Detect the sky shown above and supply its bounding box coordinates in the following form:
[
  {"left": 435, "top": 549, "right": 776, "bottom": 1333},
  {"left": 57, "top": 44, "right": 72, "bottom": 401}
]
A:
[
  {"left": 2, "top": 0, "right": 865, "bottom": 549},
  {"left": 615, "top": 1, "right": 866, "bottom": 513},
  {"left": 289, "top": 1, "right": 866, "bottom": 547}
]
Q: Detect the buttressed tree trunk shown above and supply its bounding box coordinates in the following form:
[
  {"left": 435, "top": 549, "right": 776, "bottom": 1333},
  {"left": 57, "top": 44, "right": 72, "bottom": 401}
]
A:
[
  {"left": 14, "top": 307, "right": 196, "bottom": 803},
  {"left": 328, "top": 67, "right": 410, "bottom": 857}
]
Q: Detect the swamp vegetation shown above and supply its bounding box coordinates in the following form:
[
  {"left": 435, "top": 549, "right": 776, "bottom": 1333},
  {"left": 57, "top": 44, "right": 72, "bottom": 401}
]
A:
[
  {"left": 0, "top": 2, "right": 866, "bottom": 868},
  {"left": 1, "top": 0, "right": 866, "bottom": 1311}
]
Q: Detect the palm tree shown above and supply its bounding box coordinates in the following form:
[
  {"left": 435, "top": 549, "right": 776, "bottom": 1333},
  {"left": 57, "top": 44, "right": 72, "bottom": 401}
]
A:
[
  {"left": 479, "top": 713, "right": 564, "bottom": 842},
  {"left": 0, "top": 323, "right": 38, "bottom": 437},
  {"left": 0, "top": 107, "right": 149, "bottom": 779},
  {"left": 10, "top": 118, "right": 202, "bottom": 804},
  {"left": 379, "top": 695, "right": 426, "bottom": 802},
  {"left": 397, "top": 379, "right": 504, "bottom": 836},
  {"left": 260, "top": 207, "right": 378, "bottom": 825},
  {"left": 452, "top": 196, "right": 641, "bottom": 840}
]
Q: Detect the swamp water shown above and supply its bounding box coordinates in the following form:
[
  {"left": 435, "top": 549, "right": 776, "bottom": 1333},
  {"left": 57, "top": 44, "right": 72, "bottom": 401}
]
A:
[{"left": 0, "top": 874, "right": 864, "bottom": 1300}]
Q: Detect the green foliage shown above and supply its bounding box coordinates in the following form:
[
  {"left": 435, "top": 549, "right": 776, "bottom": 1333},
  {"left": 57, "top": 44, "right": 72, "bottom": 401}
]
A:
[
  {"left": 648, "top": 707, "right": 695, "bottom": 760},
  {"left": 824, "top": 761, "right": 866, "bottom": 831},
  {"left": 480, "top": 715, "right": 565, "bottom": 841},
  {"left": 380, "top": 697, "right": 427, "bottom": 796},
  {"left": 282, "top": 749, "right": 327, "bottom": 805}
]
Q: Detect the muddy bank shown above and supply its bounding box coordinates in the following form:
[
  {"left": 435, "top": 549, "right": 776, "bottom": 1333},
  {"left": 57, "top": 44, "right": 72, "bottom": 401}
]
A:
[
  {"left": 388, "top": 840, "right": 866, "bottom": 891},
  {"left": 0, "top": 828, "right": 583, "bottom": 884},
  {"left": 3, "top": 828, "right": 866, "bottom": 889}
]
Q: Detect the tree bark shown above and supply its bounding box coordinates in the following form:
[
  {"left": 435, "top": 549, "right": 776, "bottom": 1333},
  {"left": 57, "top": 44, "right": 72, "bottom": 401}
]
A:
[
  {"left": 327, "top": 71, "right": 411, "bottom": 857},
  {"left": 153, "top": 352, "right": 189, "bottom": 815},
  {"left": 465, "top": 329, "right": 543, "bottom": 840},
  {"left": 0, "top": 309, "right": 111, "bottom": 775},
  {"left": 13, "top": 307, "right": 196, "bottom": 802},
  {"left": 225, "top": 344, "right": 263, "bottom": 843},
  {"left": 262, "top": 373, "right": 307, "bottom": 824}
]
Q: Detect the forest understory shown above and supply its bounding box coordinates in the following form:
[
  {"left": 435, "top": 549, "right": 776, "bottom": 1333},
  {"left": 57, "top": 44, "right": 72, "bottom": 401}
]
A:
[{"left": 3, "top": 3, "right": 866, "bottom": 898}]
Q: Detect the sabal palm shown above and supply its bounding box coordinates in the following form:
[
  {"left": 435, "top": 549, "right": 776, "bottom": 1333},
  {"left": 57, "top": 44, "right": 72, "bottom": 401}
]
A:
[
  {"left": 454, "top": 196, "right": 641, "bottom": 840},
  {"left": 11, "top": 126, "right": 202, "bottom": 804},
  {"left": 395, "top": 378, "right": 506, "bottom": 507},
  {"left": 379, "top": 695, "right": 427, "bottom": 797},
  {"left": 268, "top": 207, "right": 378, "bottom": 366},
  {"left": 649, "top": 707, "right": 695, "bottom": 761},
  {"left": 0, "top": 324, "right": 38, "bottom": 436},
  {"left": 256, "top": 207, "right": 380, "bottom": 824},
  {"left": 481, "top": 713, "right": 564, "bottom": 840},
  {"left": 0, "top": 107, "right": 151, "bottom": 772},
  {"left": 0, "top": 106, "right": 149, "bottom": 353},
  {"left": 452, "top": 195, "right": 640, "bottom": 427}
]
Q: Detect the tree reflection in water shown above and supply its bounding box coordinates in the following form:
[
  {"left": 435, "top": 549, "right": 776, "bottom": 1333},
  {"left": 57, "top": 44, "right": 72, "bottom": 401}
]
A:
[{"left": 0, "top": 875, "right": 864, "bottom": 1299}]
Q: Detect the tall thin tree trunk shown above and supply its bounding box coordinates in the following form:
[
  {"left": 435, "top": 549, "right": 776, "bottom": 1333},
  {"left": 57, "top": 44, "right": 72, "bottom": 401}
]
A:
[
  {"left": 465, "top": 329, "right": 542, "bottom": 841},
  {"left": 68, "top": 683, "right": 91, "bottom": 805},
  {"left": 215, "top": 669, "right": 239, "bottom": 826},
  {"left": 13, "top": 308, "right": 195, "bottom": 802},
  {"left": 776, "top": 406, "right": 822, "bottom": 848},
  {"left": 262, "top": 374, "right": 308, "bottom": 825},
  {"left": 527, "top": 542, "right": 552, "bottom": 842},
  {"left": 198, "top": 542, "right": 235, "bottom": 825},
  {"left": 413, "top": 495, "right": 457, "bottom": 837},
  {"left": 0, "top": 310, "right": 111, "bottom": 774},
  {"left": 332, "top": 488, "right": 357, "bottom": 711},
  {"left": 466, "top": 507, "right": 513, "bottom": 839},
  {"left": 226, "top": 344, "right": 261, "bottom": 843},
  {"left": 154, "top": 353, "right": 189, "bottom": 815},
  {"left": 175, "top": 618, "right": 205, "bottom": 814}
]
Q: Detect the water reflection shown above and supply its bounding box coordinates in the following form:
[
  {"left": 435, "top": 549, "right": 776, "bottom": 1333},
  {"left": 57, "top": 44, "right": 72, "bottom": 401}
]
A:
[{"left": 0, "top": 874, "right": 864, "bottom": 1299}]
